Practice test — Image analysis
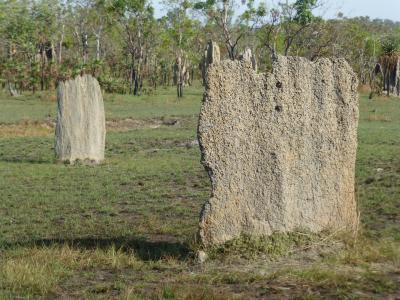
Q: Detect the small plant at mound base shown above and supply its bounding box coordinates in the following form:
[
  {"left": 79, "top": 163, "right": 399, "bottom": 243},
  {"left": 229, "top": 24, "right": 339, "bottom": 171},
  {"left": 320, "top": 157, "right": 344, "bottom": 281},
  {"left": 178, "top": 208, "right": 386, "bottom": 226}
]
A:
[{"left": 204, "top": 230, "right": 338, "bottom": 261}]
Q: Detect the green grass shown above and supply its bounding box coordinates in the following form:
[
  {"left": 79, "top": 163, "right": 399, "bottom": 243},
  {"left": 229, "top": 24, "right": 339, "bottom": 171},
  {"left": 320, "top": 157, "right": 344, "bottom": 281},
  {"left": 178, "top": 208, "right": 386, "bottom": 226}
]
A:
[
  {"left": 103, "top": 86, "right": 203, "bottom": 120},
  {"left": 0, "top": 86, "right": 202, "bottom": 124},
  {"left": 0, "top": 87, "right": 399, "bottom": 298}
]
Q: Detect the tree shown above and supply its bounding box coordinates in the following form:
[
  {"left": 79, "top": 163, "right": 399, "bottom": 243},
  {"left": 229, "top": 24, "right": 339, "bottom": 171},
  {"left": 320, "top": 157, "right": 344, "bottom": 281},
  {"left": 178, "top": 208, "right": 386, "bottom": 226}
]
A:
[
  {"left": 194, "top": 0, "right": 265, "bottom": 60},
  {"left": 31, "top": 0, "right": 58, "bottom": 90},
  {"left": 111, "top": 0, "right": 155, "bottom": 95},
  {"left": 0, "top": 0, "right": 36, "bottom": 94},
  {"left": 163, "top": 0, "right": 198, "bottom": 97},
  {"left": 375, "top": 34, "right": 400, "bottom": 96},
  {"left": 259, "top": 0, "right": 319, "bottom": 59}
]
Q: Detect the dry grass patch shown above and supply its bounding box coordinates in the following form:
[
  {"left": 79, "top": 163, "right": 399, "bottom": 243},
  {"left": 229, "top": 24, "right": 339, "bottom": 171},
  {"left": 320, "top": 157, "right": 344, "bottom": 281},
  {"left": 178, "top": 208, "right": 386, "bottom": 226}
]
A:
[
  {"left": 367, "top": 114, "right": 392, "bottom": 122},
  {"left": 0, "top": 117, "right": 189, "bottom": 138},
  {"left": 275, "top": 236, "right": 400, "bottom": 296},
  {"left": 337, "top": 236, "right": 400, "bottom": 266},
  {"left": 285, "top": 264, "right": 398, "bottom": 296},
  {"left": 0, "top": 245, "right": 138, "bottom": 296},
  {"left": 0, "top": 121, "right": 54, "bottom": 138}
]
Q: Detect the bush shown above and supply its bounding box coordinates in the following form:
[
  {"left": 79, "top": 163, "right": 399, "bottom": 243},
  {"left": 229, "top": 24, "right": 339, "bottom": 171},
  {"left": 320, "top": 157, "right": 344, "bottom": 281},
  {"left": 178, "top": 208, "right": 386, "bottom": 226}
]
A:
[{"left": 98, "top": 76, "right": 127, "bottom": 94}]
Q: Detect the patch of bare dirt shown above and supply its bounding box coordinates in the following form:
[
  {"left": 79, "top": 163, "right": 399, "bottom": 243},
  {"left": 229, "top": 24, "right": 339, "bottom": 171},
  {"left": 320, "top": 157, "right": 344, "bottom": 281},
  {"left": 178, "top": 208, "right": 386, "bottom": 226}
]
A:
[
  {"left": 0, "top": 117, "right": 184, "bottom": 138},
  {"left": 106, "top": 117, "right": 183, "bottom": 132},
  {"left": 0, "top": 119, "right": 54, "bottom": 138}
]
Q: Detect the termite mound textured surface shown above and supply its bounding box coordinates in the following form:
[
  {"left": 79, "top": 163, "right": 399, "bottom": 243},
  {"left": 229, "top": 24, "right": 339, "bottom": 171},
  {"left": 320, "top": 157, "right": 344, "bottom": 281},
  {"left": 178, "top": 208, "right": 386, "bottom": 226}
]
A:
[
  {"left": 55, "top": 74, "right": 105, "bottom": 164},
  {"left": 198, "top": 55, "right": 359, "bottom": 246}
]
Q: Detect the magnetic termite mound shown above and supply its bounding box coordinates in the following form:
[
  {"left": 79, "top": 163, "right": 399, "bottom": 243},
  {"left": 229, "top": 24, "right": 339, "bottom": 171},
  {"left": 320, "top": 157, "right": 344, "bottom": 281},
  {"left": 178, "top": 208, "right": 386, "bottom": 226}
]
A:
[
  {"left": 198, "top": 47, "right": 359, "bottom": 246},
  {"left": 55, "top": 74, "right": 106, "bottom": 164}
]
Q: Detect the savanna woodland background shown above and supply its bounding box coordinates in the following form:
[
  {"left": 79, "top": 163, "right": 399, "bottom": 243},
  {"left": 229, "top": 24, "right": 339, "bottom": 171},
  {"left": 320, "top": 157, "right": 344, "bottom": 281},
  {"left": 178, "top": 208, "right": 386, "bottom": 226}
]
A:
[
  {"left": 0, "top": 0, "right": 399, "bottom": 299},
  {"left": 1, "top": 0, "right": 400, "bottom": 96}
]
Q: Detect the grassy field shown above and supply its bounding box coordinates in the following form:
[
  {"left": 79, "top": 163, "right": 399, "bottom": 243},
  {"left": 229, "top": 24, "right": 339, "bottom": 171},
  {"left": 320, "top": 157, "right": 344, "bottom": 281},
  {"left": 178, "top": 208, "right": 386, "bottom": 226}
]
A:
[{"left": 0, "top": 86, "right": 399, "bottom": 299}]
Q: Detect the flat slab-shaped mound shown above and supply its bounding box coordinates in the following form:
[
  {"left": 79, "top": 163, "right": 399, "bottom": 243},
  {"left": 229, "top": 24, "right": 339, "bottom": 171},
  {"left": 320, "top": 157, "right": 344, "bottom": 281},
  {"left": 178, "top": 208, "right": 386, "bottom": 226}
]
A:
[
  {"left": 198, "top": 56, "right": 359, "bottom": 246},
  {"left": 55, "top": 74, "right": 106, "bottom": 163}
]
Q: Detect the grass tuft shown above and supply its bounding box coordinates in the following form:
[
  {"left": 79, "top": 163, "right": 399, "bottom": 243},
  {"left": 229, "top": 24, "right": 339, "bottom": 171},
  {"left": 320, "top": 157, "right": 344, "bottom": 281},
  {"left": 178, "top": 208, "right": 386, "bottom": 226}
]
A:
[
  {"left": 0, "top": 245, "right": 138, "bottom": 296},
  {"left": 207, "top": 231, "right": 324, "bottom": 260}
]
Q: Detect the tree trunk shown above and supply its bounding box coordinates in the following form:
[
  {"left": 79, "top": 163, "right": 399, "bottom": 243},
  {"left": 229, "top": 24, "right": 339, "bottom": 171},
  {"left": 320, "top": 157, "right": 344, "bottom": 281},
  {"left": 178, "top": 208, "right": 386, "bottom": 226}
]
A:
[
  {"left": 134, "top": 59, "right": 142, "bottom": 96},
  {"left": 129, "top": 65, "right": 134, "bottom": 95},
  {"left": 40, "top": 45, "right": 46, "bottom": 91},
  {"left": 94, "top": 27, "right": 102, "bottom": 61},
  {"left": 175, "top": 54, "right": 185, "bottom": 98},
  {"left": 58, "top": 25, "right": 64, "bottom": 64},
  {"left": 386, "top": 71, "right": 390, "bottom": 97},
  {"left": 7, "top": 81, "right": 19, "bottom": 97},
  {"left": 96, "top": 37, "right": 100, "bottom": 60},
  {"left": 133, "top": 72, "right": 139, "bottom": 95},
  {"left": 82, "top": 33, "right": 89, "bottom": 64}
]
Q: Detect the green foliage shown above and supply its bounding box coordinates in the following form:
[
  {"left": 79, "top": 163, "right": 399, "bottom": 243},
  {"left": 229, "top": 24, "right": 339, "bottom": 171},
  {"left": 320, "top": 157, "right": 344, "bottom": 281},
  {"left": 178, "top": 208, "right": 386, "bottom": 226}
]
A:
[
  {"left": 380, "top": 34, "right": 400, "bottom": 55},
  {"left": 193, "top": 0, "right": 215, "bottom": 10},
  {"left": 240, "top": 0, "right": 267, "bottom": 22},
  {"left": 110, "top": 0, "right": 151, "bottom": 16},
  {"left": 98, "top": 75, "right": 127, "bottom": 94},
  {"left": 0, "top": 0, "right": 399, "bottom": 91},
  {"left": 293, "top": 0, "right": 317, "bottom": 25}
]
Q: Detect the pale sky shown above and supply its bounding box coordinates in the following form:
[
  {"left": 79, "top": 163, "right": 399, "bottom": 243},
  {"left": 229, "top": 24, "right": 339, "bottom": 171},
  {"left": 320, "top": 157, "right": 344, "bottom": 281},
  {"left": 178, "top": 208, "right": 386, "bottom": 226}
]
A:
[
  {"left": 152, "top": 0, "right": 400, "bottom": 22},
  {"left": 316, "top": 0, "right": 400, "bottom": 22}
]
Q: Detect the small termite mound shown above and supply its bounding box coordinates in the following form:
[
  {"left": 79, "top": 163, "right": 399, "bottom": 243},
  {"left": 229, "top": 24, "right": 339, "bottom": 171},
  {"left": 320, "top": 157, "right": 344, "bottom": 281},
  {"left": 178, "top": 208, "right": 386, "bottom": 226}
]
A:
[{"left": 55, "top": 74, "right": 106, "bottom": 164}]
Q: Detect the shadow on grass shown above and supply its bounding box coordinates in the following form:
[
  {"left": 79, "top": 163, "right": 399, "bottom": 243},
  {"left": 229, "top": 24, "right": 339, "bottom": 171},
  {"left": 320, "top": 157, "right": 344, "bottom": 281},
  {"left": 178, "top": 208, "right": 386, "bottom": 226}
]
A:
[
  {"left": 1, "top": 236, "right": 193, "bottom": 261},
  {"left": 0, "top": 156, "right": 53, "bottom": 164}
]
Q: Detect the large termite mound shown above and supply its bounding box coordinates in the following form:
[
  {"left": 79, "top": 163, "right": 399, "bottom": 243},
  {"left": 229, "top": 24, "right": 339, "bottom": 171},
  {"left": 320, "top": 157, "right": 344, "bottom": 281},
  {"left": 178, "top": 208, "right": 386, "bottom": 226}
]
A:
[
  {"left": 55, "top": 74, "right": 106, "bottom": 164},
  {"left": 198, "top": 54, "right": 359, "bottom": 246}
]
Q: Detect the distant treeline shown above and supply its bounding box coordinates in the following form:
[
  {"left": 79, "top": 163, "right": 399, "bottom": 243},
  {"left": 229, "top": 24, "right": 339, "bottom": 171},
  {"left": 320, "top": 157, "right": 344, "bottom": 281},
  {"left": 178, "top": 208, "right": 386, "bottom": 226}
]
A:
[{"left": 0, "top": 0, "right": 399, "bottom": 97}]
